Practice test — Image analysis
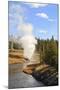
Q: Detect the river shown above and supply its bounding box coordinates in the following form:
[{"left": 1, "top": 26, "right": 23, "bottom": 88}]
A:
[{"left": 9, "top": 64, "right": 44, "bottom": 89}]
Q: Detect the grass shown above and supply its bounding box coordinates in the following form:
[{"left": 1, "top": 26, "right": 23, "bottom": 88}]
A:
[{"left": 9, "top": 49, "right": 25, "bottom": 64}]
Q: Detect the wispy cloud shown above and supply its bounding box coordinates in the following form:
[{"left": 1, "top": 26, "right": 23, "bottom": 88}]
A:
[
  {"left": 36, "top": 12, "right": 54, "bottom": 21},
  {"left": 9, "top": 4, "right": 23, "bottom": 17},
  {"left": 36, "top": 13, "right": 48, "bottom": 19},
  {"left": 26, "top": 3, "right": 48, "bottom": 8},
  {"left": 9, "top": 3, "right": 26, "bottom": 30}
]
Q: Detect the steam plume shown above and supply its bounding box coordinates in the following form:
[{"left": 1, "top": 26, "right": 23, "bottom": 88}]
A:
[
  {"left": 20, "top": 34, "right": 37, "bottom": 60},
  {"left": 18, "top": 17, "right": 37, "bottom": 60}
]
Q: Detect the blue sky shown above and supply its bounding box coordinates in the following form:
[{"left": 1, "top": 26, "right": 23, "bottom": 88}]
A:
[{"left": 8, "top": 1, "right": 58, "bottom": 40}]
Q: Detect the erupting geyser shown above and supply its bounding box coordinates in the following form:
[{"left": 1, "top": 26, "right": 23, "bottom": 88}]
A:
[
  {"left": 20, "top": 35, "right": 37, "bottom": 60},
  {"left": 18, "top": 23, "right": 37, "bottom": 68}
]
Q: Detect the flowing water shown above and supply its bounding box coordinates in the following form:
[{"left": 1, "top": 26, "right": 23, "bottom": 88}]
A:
[{"left": 9, "top": 64, "right": 44, "bottom": 89}]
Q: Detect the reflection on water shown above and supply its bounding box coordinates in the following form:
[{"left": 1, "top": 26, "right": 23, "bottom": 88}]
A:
[{"left": 9, "top": 64, "right": 44, "bottom": 89}]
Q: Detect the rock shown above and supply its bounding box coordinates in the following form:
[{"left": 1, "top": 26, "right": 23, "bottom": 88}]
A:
[{"left": 32, "top": 65, "right": 58, "bottom": 86}]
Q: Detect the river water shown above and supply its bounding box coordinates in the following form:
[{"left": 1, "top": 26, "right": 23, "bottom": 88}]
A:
[{"left": 9, "top": 64, "right": 44, "bottom": 89}]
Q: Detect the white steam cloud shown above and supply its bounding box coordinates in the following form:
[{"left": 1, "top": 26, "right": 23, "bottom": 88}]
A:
[
  {"left": 18, "top": 23, "right": 33, "bottom": 35},
  {"left": 20, "top": 35, "right": 37, "bottom": 60},
  {"left": 18, "top": 22, "right": 37, "bottom": 60},
  {"left": 15, "top": 4, "right": 37, "bottom": 61}
]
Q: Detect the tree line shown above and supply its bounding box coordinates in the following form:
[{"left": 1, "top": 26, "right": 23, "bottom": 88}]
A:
[{"left": 36, "top": 36, "right": 58, "bottom": 70}]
